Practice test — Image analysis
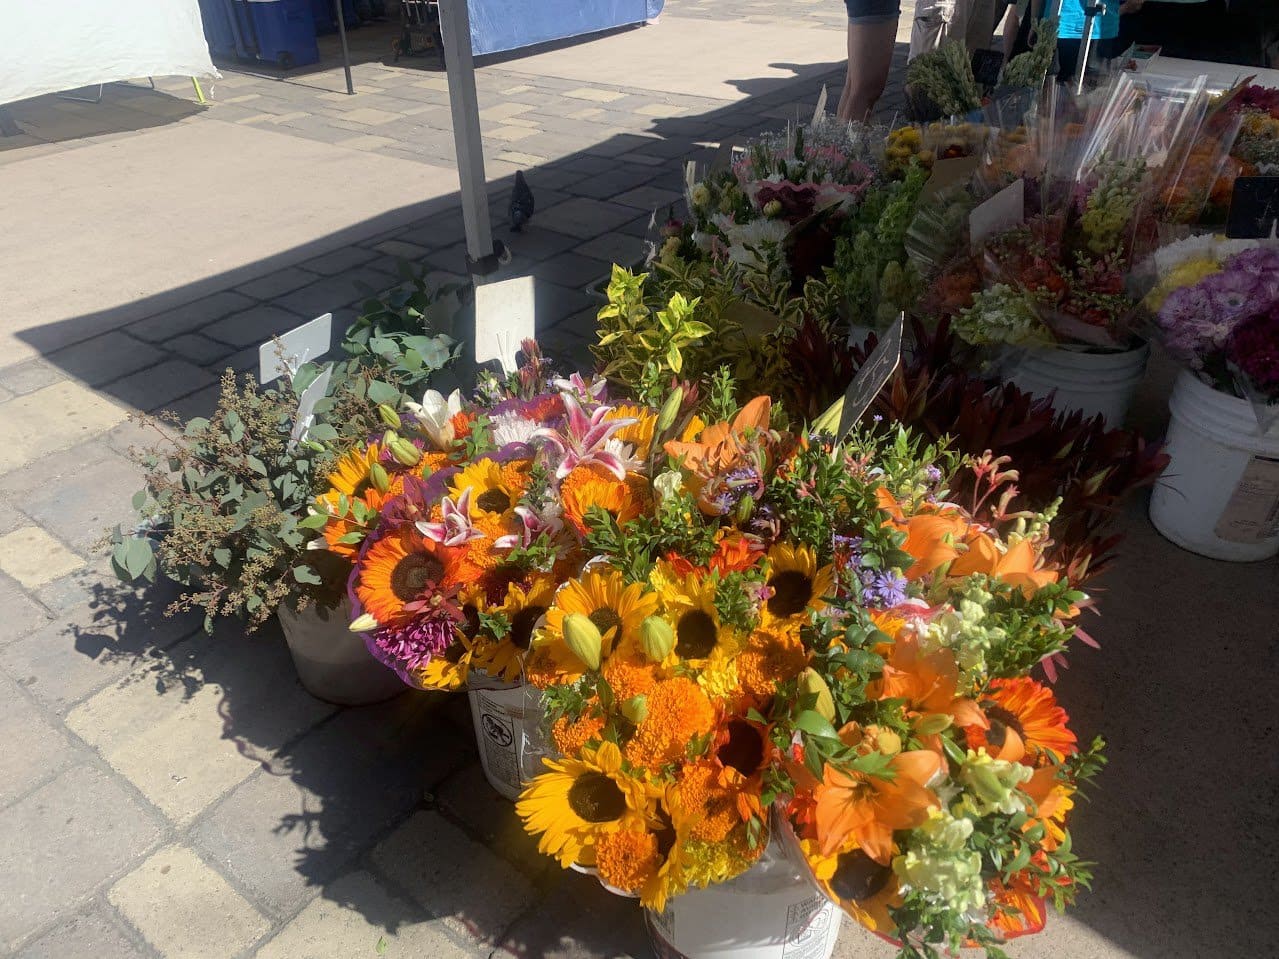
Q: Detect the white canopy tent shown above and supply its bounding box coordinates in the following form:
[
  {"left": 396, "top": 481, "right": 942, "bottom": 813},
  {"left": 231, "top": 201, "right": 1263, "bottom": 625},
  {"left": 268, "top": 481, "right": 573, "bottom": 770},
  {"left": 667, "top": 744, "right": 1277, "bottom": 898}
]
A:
[{"left": 0, "top": 0, "right": 216, "bottom": 107}]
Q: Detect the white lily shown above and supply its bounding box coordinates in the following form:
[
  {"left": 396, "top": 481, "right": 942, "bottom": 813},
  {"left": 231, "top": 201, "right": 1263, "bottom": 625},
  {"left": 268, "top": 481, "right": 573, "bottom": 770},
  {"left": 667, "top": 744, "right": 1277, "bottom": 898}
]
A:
[{"left": 405, "top": 388, "right": 463, "bottom": 449}]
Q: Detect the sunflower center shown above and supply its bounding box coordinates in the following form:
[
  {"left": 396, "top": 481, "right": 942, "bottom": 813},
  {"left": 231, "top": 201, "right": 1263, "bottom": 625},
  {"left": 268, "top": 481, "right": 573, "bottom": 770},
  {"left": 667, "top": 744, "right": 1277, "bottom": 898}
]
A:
[
  {"left": 476, "top": 488, "right": 512, "bottom": 513},
  {"left": 830, "top": 849, "right": 893, "bottom": 903},
  {"left": 567, "top": 772, "right": 628, "bottom": 823},
  {"left": 716, "top": 720, "right": 765, "bottom": 776},
  {"left": 984, "top": 705, "right": 1025, "bottom": 750},
  {"left": 654, "top": 810, "right": 677, "bottom": 859},
  {"left": 390, "top": 553, "right": 445, "bottom": 602},
  {"left": 461, "top": 604, "right": 481, "bottom": 639},
  {"left": 767, "top": 570, "right": 813, "bottom": 617},
  {"left": 589, "top": 607, "right": 622, "bottom": 635},
  {"left": 675, "top": 610, "right": 718, "bottom": 659},
  {"left": 510, "top": 605, "right": 548, "bottom": 650}
]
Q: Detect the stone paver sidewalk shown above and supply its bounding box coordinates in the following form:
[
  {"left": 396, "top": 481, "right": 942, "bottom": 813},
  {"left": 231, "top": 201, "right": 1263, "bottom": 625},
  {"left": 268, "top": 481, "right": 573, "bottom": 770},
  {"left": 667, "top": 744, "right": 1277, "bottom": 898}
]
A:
[{"left": 0, "top": 3, "right": 1274, "bottom": 959}]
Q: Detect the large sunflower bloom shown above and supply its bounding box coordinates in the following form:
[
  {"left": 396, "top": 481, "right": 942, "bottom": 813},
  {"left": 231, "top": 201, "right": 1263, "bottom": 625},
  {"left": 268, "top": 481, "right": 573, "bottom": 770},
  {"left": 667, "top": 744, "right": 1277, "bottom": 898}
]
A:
[
  {"left": 561, "top": 462, "right": 650, "bottom": 538},
  {"left": 657, "top": 571, "right": 735, "bottom": 664},
  {"left": 472, "top": 578, "right": 556, "bottom": 683},
  {"left": 761, "top": 543, "right": 834, "bottom": 622},
  {"left": 965, "top": 677, "right": 1077, "bottom": 765},
  {"left": 596, "top": 788, "right": 693, "bottom": 913},
  {"left": 517, "top": 741, "right": 653, "bottom": 868},
  {"left": 354, "top": 527, "right": 459, "bottom": 626},
  {"left": 323, "top": 443, "right": 383, "bottom": 499},
  {"left": 545, "top": 568, "right": 657, "bottom": 661},
  {"left": 449, "top": 457, "right": 532, "bottom": 536}
]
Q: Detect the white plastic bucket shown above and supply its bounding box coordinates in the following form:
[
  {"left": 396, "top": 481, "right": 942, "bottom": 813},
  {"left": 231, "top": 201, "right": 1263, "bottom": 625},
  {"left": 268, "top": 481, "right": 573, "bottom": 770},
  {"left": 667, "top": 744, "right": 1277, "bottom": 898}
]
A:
[
  {"left": 277, "top": 599, "right": 406, "bottom": 706},
  {"left": 1001, "top": 342, "right": 1150, "bottom": 428},
  {"left": 467, "top": 679, "right": 547, "bottom": 801},
  {"left": 1149, "top": 371, "right": 1279, "bottom": 561},
  {"left": 645, "top": 833, "right": 843, "bottom": 959}
]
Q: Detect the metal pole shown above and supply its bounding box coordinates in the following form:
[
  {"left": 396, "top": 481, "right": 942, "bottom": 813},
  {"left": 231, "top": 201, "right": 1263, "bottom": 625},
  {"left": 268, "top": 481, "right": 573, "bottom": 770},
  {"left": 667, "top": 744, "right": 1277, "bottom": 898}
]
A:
[
  {"left": 1075, "top": 3, "right": 1103, "bottom": 95},
  {"left": 334, "top": 0, "right": 355, "bottom": 95},
  {"left": 438, "top": 0, "right": 495, "bottom": 268}
]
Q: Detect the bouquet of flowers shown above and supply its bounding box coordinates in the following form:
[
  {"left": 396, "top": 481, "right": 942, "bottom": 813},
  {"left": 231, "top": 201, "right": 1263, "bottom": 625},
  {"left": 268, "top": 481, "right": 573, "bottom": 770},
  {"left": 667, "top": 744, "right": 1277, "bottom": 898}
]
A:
[
  {"left": 1142, "top": 237, "right": 1279, "bottom": 419},
  {"left": 511, "top": 354, "right": 1103, "bottom": 955}
]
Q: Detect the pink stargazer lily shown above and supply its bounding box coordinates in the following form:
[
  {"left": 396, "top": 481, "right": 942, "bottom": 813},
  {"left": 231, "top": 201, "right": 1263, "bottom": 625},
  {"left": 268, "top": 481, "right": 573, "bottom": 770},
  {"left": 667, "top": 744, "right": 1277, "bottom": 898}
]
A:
[
  {"left": 532, "top": 393, "right": 635, "bottom": 480},
  {"left": 416, "top": 488, "right": 485, "bottom": 547},
  {"left": 494, "top": 506, "right": 564, "bottom": 549},
  {"left": 552, "top": 372, "right": 607, "bottom": 403}
]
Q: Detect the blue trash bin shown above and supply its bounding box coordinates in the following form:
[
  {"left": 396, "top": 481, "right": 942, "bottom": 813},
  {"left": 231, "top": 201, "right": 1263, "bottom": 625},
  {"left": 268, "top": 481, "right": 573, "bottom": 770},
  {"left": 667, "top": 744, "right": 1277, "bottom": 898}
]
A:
[
  {"left": 246, "top": 0, "right": 321, "bottom": 68},
  {"left": 198, "top": 0, "right": 240, "bottom": 57}
]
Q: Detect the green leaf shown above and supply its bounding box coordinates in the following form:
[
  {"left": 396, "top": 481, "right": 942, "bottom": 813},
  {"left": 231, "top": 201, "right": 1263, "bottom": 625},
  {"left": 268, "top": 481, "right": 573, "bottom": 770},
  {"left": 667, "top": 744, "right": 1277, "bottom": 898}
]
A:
[
  {"left": 793, "top": 710, "right": 838, "bottom": 739},
  {"left": 293, "top": 565, "right": 324, "bottom": 585},
  {"left": 367, "top": 380, "right": 401, "bottom": 406},
  {"left": 122, "top": 537, "right": 154, "bottom": 580},
  {"left": 307, "top": 423, "right": 338, "bottom": 443},
  {"left": 298, "top": 512, "right": 329, "bottom": 531},
  {"left": 213, "top": 548, "right": 232, "bottom": 568},
  {"left": 131, "top": 489, "right": 147, "bottom": 511},
  {"left": 245, "top": 455, "right": 268, "bottom": 476},
  {"left": 375, "top": 935, "right": 388, "bottom": 955}
]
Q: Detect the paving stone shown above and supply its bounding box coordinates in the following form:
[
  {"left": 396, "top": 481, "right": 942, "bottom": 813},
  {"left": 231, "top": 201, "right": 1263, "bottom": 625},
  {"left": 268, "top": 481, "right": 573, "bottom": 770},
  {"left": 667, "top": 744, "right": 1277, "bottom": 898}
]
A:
[
  {"left": 253, "top": 872, "right": 479, "bottom": 959},
  {"left": 535, "top": 197, "right": 638, "bottom": 239},
  {"left": 0, "top": 572, "right": 54, "bottom": 647},
  {"left": 299, "top": 246, "right": 378, "bottom": 276},
  {"left": 502, "top": 228, "right": 580, "bottom": 265},
  {"left": 485, "top": 126, "right": 539, "bottom": 143},
  {"left": 192, "top": 691, "right": 460, "bottom": 919},
  {"left": 495, "top": 150, "right": 548, "bottom": 166},
  {"left": 18, "top": 449, "right": 143, "bottom": 552},
  {"left": 108, "top": 845, "right": 269, "bottom": 959},
  {"left": 371, "top": 811, "right": 536, "bottom": 946},
  {"left": 274, "top": 272, "right": 391, "bottom": 319},
  {"left": 574, "top": 231, "right": 649, "bottom": 267},
  {"left": 491, "top": 871, "right": 650, "bottom": 959},
  {"left": 0, "top": 527, "right": 84, "bottom": 589},
  {"left": 32, "top": 559, "right": 125, "bottom": 617},
  {"left": 0, "top": 380, "right": 128, "bottom": 475},
  {"left": 0, "top": 764, "right": 164, "bottom": 949},
  {"left": 127, "top": 291, "right": 256, "bottom": 342},
  {"left": 341, "top": 107, "right": 402, "bottom": 126},
  {"left": 0, "top": 585, "right": 202, "bottom": 713},
  {"left": 532, "top": 252, "right": 613, "bottom": 290},
  {"left": 0, "top": 360, "right": 64, "bottom": 396},
  {"left": 204, "top": 305, "right": 310, "bottom": 349},
  {"left": 14, "top": 902, "right": 150, "bottom": 959},
  {"left": 66, "top": 625, "right": 334, "bottom": 825},
  {"left": 234, "top": 266, "right": 319, "bottom": 301},
  {"left": 108, "top": 359, "right": 218, "bottom": 413},
  {"left": 570, "top": 168, "right": 659, "bottom": 201},
  {"left": 373, "top": 239, "right": 432, "bottom": 261},
  {"left": 435, "top": 763, "right": 553, "bottom": 882},
  {"left": 0, "top": 671, "right": 77, "bottom": 808},
  {"left": 564, "top": 88, "right": 626, "bottom": 104},
  {"left": 164, "top": 333, "right": 235, "bottom": 366}
]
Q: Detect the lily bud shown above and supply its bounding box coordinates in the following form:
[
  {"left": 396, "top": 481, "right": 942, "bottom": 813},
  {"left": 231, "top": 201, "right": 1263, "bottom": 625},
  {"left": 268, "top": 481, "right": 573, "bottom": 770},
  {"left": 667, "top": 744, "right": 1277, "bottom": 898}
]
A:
[
  {"left": 639, "top": 615, "right": 675, "bottom": 662},
  {"left": 657, "top": 386, "right": 684, "bottom": 433},
  {"left": 369, "top": 462, "right": 391, "bottom": 494},
  {"left": 377, "top": 404, "right": 402, "bottom": 429},
  {"left": 797, "top": 667, "right": 836, "bottom": 722},
  {"left": 389, "top": 439, "right": 422, "bottom": 467},
  {"left": 349, "top": 613, "right": 379, "bottom": 633},
  {"left": 562, "top": 613, "right": 603, "bottom": 671},
  {"left": 382, "top": 429, "right": 399, "bottom": 449},
  {"left": 915, "top": 713, "right": 953, "bottom": 736},
  {"left": 621, "top": 695, "right": 648, "bottom": 725}
]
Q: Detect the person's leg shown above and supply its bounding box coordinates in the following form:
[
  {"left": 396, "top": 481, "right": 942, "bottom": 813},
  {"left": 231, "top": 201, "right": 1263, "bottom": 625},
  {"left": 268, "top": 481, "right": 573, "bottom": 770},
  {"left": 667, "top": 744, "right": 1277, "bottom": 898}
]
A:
[{"left": 837, "top": 17, "right": 901, "bottom": 122}]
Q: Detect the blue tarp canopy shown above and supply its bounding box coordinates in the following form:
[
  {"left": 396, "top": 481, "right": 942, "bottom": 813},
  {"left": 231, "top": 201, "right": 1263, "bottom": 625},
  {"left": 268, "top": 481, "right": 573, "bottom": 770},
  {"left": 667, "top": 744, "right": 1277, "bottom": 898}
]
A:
[{"left": 468, "top": 0, "right": 664, "bottom": 57}]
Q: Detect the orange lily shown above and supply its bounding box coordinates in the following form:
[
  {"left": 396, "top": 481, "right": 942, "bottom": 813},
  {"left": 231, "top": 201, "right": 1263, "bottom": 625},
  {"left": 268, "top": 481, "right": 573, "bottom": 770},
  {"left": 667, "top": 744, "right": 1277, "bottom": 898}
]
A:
[
  {"left": 868, "top": 633, "right": 988, "bottom": 732},
  {"left": 814, "top": 735, "right": 942, "bottom": 862},
  {"left": 663, "top": 395, "right": 772, "bottom": 478},
  {"left": 950, "top": 532, "right": 1058, "bottom": 593}
]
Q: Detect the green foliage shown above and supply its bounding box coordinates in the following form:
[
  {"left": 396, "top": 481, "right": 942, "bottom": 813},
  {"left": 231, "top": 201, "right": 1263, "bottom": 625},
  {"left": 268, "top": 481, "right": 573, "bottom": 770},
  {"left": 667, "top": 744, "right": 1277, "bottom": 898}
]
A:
[
  {"left": 112, "top": 365, "right": 385, "bottom": 631},
  {"left": 342, "top": 259, "right": 463, "bottom": 391},
  {"left": 906, "top": 39, "right": 983, "bottom": 118},
  {"left": 1002, "top": 18, "right": 1060, "bottom": 89}
]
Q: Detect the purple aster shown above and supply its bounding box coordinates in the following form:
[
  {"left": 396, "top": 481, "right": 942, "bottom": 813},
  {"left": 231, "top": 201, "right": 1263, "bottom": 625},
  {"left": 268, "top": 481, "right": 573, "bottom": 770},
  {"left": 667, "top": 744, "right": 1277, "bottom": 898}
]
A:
[
  {"left": 861, "top": 570, "right": 909, "bottom": 609},
  {"left": 1202, "top": 269, "right": 1264, "bottom": 323},
  {"left": 1224, "top": 247, "right": 1279, "bottom": 277}
]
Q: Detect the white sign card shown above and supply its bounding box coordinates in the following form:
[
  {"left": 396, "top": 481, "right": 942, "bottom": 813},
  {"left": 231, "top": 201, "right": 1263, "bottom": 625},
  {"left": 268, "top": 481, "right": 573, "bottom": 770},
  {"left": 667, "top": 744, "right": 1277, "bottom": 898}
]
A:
[
  {"left": 1214, "top": 455, "right": 1279, "bottom": 543},
  {"left": 969, "top": 179, "right": 1025, "bottom": 250},
  {"left": 259, "top": 312, "right": 333, "bottom": 385},
  {"left": 474, "top": 274, "right": 536, "bottom": 375},
  {"left": 290, "top": 364, "right": 332, "bottom": 445}
]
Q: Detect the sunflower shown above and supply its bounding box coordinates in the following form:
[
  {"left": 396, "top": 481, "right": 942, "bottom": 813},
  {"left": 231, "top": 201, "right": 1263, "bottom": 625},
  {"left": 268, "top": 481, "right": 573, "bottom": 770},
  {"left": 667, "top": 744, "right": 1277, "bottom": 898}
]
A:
[
  {"left": 657, "top": 571, "right": 735, "bottom": 664},
  {"left": 449, "top": 457, "right": 532, "bottom": 534},
  {"left": 761, "top": 543, "right": 834, "bottom": 622},
  {"left": 517, "top": 741, "right": 653, "bottom": 868},
  {"left": 625, "top": 677, "right": 716, "bottom": 771},
  {"left": 604, "top": 403, "right": 657, "bottom": 458},
  {"left": 966, "top": 677, "right": 1077, "bottom": 765},
  {"left": 354, "top": 527, "right": 458, "bottom": 625},
  {"left": 414, "top": 632, "right": 475, "bottom": 691},
  {"left": 802, "top": 837, "right": 902, "bottom": 934},
  {"left": 545, "top": 568, "right": 657, "bottom": 659},
  {"left": 596, "top": 789, "right": 693, "bottom": 913},
  {"left": 323, "top": 443, "right": 383, "bottom": 498},
  {"left": 561, "top": 463, "right": 650, "bottom": 538},
  {"left": 472, "top": 578, "right": 556, "bottom": 683},
  {"left": 736, "top": 626, "right": 809, "bottom": 701}
]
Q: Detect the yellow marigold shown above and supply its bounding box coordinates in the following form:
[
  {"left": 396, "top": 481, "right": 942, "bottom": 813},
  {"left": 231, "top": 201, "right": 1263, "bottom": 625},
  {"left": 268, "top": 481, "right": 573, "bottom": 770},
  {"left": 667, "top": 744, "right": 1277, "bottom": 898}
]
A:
[
  {"left": 552, "top": 712, "right": 606, "bottom": 756},
  {"left": 595, "top": 827, "right": 661, "bottom": 895},
  {"left": 681, "top": 833, "right": 764, "bottom": 890},
  {"left": 601, "top": 653, "right": 661, "bottom": 704},
  {"left": 625, "top": 677, "right": 715, "bottom": 770},
  {"left": 735, "top": 627, "right": 808, "bottom": 700}
]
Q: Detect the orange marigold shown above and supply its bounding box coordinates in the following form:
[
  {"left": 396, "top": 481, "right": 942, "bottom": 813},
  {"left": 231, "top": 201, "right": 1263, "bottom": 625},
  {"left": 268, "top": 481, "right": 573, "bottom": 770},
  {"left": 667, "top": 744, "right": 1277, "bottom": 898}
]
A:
[
  {"left": 594, "top": 827, "right": 661, "bottom": 894},
  {"left": 678, "top": 762, "right": 746, "bottom": 843},
  {"left": 552, "top": 712, "right": 606, "bottom": 756},
  {"left": 601, "top": 653, "right": 661, "bottom": 703},
  {"left": 736, "top": 628, "right": 808, "bottom": 700},
  {"left": 624, "top": 677, "right": 715, "bottom": 770},
  {"left": 561, "top": 463, "right": 650, "bottom": 538}
]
